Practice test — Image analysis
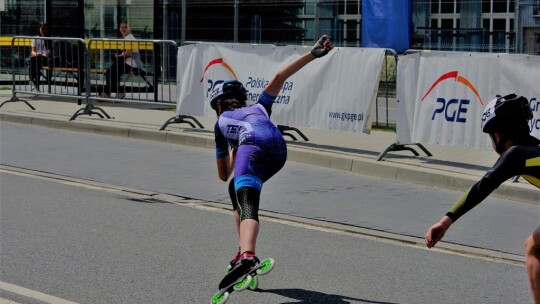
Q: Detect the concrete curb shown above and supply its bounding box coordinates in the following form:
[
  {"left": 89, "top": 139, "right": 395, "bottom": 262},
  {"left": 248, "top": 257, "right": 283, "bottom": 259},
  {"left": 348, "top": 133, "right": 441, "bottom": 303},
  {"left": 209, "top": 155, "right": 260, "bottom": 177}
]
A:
[{"left": 1, "top": 112, "right": 538, "bottom": 205}]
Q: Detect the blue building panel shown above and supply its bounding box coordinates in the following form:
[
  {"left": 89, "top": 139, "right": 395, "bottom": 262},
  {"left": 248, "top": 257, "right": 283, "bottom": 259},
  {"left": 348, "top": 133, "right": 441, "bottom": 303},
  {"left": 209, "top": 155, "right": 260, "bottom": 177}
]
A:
[{"left": 361, "top": 0, "right": 412, "bottom": 53}]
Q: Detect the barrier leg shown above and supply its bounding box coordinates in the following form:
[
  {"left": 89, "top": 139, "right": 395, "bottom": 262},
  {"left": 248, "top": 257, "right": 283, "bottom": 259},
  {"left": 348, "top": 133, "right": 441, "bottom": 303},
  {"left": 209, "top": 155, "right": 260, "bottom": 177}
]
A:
[
  {"left": 377, "top": 143, "right": 432, "bottom": 161},
  {"left": 280, "top": 132, "right": 298, "bottom": 141},
  {"left": 415, "top": 143, "right": 433, "bottom": 157},
  {"left": 277, "top": 125, "right": 309, "bottom": 141},
  {"left": 0, "top": 94, "right": 35, "bottom": 110},
  {"left": 70, "top": 102, "right": 111, "bottom": 121},
  {"left": 159, "top": 115, "right": 205, "bottom": 130}
]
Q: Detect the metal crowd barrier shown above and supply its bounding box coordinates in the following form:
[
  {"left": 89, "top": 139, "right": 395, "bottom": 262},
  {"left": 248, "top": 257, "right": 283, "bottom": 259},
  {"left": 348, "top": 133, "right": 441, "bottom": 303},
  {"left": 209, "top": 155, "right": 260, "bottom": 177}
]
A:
[
  {"left": 1, "top": 36, "right": 86, "bottom": 110},
  {"left": 71, "top": 38, "right": 181, "bottom": 120},
  {"left": 1, "top": 37, "right": 192, "bottom": 123},
  {"left": 374, "top": 48, "right": 398, "bottom": 130},
  {"left": 376, "top": 48, "right": 434, "bottom": 161},
  {"left": 85, "top": 39, "right": 177, "bottom": 104}
]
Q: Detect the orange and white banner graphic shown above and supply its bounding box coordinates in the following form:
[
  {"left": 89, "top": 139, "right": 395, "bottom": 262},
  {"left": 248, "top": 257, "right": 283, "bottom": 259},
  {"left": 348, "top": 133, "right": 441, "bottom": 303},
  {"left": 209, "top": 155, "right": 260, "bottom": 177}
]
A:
[
  {"left": 175, "top": 42, "right": 385, "bottom": 134},
  {"left": 397, "top": 52, "right": 540, "bottom": 149}
]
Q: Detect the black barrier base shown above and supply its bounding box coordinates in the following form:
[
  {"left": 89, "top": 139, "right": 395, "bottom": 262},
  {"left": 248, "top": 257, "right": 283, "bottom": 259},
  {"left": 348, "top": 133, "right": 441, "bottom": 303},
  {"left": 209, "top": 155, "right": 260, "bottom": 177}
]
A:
[
  {"left": 70, "top": 102, "right": 112, "bottom": 121},
  {"left": 278, "top": 125, "right": 309, "bottom": 141},
  {"left": 0, "top": 95, "right": 36, "bottom": 110},
  {"left": 377, "top": 142, "right": 432, "bottom": 161},
  {"left": 160, "top": 115, "right": 205, "bottom": 130}
]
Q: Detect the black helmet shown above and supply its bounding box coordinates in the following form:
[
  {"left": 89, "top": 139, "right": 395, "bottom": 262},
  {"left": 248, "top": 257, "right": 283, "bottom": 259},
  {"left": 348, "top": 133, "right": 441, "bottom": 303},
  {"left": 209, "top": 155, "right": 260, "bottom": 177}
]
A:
[
  {"left": 209, "top": 80, "right": 247, "bottom": 110},
  {"left": 481, "top": 94, "right": 532, "bottom": 134}
]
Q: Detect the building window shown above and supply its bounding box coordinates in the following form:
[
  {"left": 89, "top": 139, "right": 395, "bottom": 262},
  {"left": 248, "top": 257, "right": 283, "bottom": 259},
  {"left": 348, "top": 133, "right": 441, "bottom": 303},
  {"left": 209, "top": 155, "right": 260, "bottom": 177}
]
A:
[
  {"left": 493, "top": 0, "right": 508, "bottom": 13},
  {"left": 441, "top": 0, "right": 454, "bottom": 14},
  {"left": 483, "top": 0, "right": 515, "bottom": 13}
]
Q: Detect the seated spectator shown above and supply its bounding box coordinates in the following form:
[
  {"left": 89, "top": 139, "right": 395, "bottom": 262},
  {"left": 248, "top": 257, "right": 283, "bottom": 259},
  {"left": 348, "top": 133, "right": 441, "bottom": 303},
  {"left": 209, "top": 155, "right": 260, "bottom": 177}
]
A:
[
  {"left": 100, "top": 20, "right": 141, "bottom": 99},
  {"left": 29, "top": 22, "right": 52, "bottom": 91}
]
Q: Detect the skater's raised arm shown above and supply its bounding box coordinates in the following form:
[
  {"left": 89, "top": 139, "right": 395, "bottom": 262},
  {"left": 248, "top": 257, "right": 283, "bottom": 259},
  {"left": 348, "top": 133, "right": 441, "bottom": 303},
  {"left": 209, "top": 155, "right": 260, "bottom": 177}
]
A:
[{"left": 264, "top": 35, "right": 333, "bottom": 97}]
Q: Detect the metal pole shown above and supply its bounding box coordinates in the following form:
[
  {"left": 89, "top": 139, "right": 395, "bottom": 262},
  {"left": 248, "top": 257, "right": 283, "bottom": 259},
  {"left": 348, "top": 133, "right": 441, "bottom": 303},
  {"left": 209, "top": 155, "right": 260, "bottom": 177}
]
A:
[
  {"left": 162, "top": 0, "right": 167, "bottom": 40},
  {"left": 314, "top": 0, "right": 320, "bottom": 41},
  {"left": 181, "top": 0, "right": 186, "bottom": 44},
  {"left": 516, "top": 1, "right": 522, "bottom": 53},
  {"left": 234, "top": 0, "right": 239, "bottom": 43}
]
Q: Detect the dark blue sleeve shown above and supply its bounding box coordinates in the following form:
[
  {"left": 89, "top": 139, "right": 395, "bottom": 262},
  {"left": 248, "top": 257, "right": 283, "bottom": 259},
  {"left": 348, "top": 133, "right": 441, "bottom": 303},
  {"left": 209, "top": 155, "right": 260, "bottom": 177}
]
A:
[
  {"left": 445, "top": 147, "right": 524, "bottom": 222},
  {"left": 214, "top": 121, "right": 228, "bottom": 159},
  {"left": 257, "top": 90, "right": 277, "bottom": 116}
]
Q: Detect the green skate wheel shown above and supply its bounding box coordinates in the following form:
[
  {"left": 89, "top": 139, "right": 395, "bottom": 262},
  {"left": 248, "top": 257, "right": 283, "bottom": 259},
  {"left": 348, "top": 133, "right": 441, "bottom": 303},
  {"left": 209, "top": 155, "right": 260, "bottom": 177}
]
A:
[
  {"left": 248, "top": 275, "right": 259, "bottom": 290},
  {"left": 211, "top": 291, "right": 229, "bottom": 304},
  {"left": 256, "top": 258, "right": 275, "bottom": 276},
  {"left": 233, "top": 274, "right": 252, "bottom": 292}
]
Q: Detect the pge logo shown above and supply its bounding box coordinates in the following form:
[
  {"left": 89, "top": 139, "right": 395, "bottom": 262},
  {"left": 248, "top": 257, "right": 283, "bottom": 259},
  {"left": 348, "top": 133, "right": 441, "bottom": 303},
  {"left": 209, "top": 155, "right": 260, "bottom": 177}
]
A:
[
  {"left": 421, "top": 71, "right": 485, "bottom": 123},
  {"left": 200, "top": 58, "right": 239, "bottom": 98}
]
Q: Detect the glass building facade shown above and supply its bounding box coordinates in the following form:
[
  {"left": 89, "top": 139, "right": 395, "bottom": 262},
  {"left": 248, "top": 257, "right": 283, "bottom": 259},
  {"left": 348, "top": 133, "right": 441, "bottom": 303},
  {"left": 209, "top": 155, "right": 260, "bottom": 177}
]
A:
[{"left": 1, "top": 1, "right": 539, "bottom": 52}]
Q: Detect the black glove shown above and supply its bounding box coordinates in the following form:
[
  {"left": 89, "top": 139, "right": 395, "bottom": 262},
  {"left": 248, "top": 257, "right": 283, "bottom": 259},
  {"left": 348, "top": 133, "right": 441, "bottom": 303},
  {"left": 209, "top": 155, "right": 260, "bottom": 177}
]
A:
[{"left": 311, "top": 35, "right": 333, "bottom": 58}]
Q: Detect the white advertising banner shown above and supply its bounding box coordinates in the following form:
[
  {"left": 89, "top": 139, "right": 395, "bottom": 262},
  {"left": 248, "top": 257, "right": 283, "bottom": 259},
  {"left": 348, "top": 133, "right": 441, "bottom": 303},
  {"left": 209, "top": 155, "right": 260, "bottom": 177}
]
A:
[
  {"left": 397, "top": 52, "right": 540, "bottom": 149},
  {"left": 176, "top": 43, "right": 385, "bottom": 133}
]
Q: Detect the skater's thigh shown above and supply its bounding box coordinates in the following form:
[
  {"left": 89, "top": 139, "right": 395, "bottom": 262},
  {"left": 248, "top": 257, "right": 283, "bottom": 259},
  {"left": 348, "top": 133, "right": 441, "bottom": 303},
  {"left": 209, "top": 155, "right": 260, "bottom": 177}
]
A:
[{"left": 234, "top": 143, "right": 286, "bottom": 182}]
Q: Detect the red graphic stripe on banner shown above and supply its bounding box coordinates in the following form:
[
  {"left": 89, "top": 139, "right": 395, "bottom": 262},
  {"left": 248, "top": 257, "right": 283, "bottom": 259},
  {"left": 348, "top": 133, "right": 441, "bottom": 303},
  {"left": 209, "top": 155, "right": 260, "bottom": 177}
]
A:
[{"left": 421, "top": 71, "right": 458, "bottom": 101}]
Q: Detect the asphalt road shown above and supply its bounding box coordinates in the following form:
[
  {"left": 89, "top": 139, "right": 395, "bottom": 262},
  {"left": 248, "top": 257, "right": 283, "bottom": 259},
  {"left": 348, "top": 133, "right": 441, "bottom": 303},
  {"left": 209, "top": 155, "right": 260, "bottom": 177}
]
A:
[
  {"left": 0, "top": 122, "right": 537, "bottom": 256},
  {"left": 0, "top": 121, "right": 536, "bottom": 303},
  {"left": 0, "top": 172, "right": 530, "bottom": 304}
]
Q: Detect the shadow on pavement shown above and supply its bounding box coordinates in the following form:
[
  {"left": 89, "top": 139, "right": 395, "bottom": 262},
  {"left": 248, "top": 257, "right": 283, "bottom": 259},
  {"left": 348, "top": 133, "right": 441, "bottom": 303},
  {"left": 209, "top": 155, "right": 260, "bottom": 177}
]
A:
[{"left": 259, "top": 288, "right": 400, "bottom": 304}]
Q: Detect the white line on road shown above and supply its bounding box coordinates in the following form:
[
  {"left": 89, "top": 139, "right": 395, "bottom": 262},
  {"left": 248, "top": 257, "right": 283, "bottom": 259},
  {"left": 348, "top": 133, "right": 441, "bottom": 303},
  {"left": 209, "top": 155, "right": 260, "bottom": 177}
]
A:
[
  {"left": 0, "top": 298, "right": 21, "bottom": 304},
  {"left": 0, "top": 281, "right": 78, "bottom": 304},
  {"left": 0, "top": 165, "right": 525, "bottom": 266}
]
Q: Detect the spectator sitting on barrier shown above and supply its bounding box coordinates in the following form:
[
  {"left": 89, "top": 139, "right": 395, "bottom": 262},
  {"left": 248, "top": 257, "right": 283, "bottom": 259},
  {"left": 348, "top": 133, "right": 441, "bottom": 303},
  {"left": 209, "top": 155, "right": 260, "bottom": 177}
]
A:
[
  {"left": 425, "top": 94, "right": 540, "bottom": 304},
  {"left": 100, "top": 20, "right": 139, "bottom": 99},
  {"left": 29, "top": 22, "right": 52, "bottom": 92}
]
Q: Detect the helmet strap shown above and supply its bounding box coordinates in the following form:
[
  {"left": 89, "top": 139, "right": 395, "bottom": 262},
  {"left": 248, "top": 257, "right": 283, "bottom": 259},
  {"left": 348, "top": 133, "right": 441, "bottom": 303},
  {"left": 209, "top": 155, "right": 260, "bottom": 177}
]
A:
[
  {"left": 216, "top": 104, "right": 224, "bottom": 116},
  {"left": 491, "top": 133, "right": 511, "bottom": 154}
]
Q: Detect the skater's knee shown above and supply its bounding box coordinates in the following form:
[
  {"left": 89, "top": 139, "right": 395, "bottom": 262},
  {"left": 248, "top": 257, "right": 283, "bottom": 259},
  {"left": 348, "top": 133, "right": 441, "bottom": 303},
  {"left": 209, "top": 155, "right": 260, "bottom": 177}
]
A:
[
  {"left": 229, "top": 178, "right": 238, "bottom": 211},
  {"left": 236, "top": 186, "right": 260, "bottom": 222},
  {"left": 234, "top": 175, "right": 262, "bottom": 192}
]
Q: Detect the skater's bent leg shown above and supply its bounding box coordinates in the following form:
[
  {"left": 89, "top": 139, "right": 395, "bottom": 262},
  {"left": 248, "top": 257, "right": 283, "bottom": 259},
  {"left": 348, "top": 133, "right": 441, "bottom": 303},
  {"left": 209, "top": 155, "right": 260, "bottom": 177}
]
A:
[
  {"left": 229, "top": 178, "right": 241, "bottom": 237},
  {"left": 240, "top": 219, "right": 259, "bottom": 253},
  {"left": 236, "top": 186, "right": 260, "bottom": 253},
  {"left": 234, "top": 211, "right": 241, "bottom": 238},
  {"left": 235, "top": 176, "right": 262, "bottom": 254},
  {"left": 526, "top": 226, "right": 540, "bottom": 304}
]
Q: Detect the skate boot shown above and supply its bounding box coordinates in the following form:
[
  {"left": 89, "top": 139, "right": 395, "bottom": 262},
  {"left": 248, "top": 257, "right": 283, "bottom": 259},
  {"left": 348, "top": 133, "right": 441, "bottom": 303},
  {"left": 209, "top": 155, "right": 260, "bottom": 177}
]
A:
[
  {"left": 212, "top": 252, "right": 275, "bottom": 304},
  {"left": 218, "top": 252, "right": 258, "bottom": 291},
  {"left": 225, "top": 247, "right": 241, "bottom": 273},
  {"left": 232, "top": 252, "right": 260, "bottom": 291},
  {"left": 225, "top": 248, "right": 259, "bottom": 290}
]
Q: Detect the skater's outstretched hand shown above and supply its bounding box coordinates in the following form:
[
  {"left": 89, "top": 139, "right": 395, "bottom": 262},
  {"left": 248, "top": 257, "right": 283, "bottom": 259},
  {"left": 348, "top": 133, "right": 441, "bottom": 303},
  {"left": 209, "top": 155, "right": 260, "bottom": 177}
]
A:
[
  {"left": 425, "top": 216, "right": 453, "bottom": 248},
  {"left": 265, "top": 35, "right": 334, "bottom": 97},
  {"left": 311, "top": 35, "right": 334, "bottom": 58}
]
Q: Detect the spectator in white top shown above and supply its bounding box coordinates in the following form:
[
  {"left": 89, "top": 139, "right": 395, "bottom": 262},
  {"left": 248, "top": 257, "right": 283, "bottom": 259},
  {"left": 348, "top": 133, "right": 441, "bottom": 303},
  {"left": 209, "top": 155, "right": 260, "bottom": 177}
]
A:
[
  {"left": 101, "top": 20, "right": 140, "bottom": 99},
  {"left": 29, "top": 22, "right": 52, "bottom": 91}
]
